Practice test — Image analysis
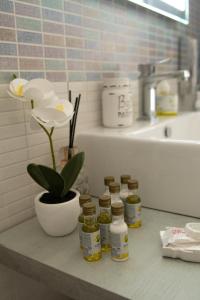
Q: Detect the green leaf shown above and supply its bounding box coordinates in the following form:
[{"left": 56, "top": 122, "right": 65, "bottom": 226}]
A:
[
  {"left": 27, "top": 164, "right": 64, "bottom": 197},
  {"left": 12, "top": 73, "right": 17, "bottom": 79},
  {"left": 61, "top": 152, "right": 85, "bottom": 196}
]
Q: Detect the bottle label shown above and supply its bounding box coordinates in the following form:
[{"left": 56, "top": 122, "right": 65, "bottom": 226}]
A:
[
  {"left": 118, "top": 94, "right": 132, "bottom": 120},
  {"left": 100, "top": 223, "right": 110, "bottom": 246},
  {"left": 156, "top": 95, "right": 178, "bottom": 113},
  {"left": 82, "top": 230, "right": 101, "bottom": 257},
  {"left": 125, "top": 202, "right": 141, "bottom": 225},
  {"left": 110, "top": 231, "right": 128, "bottom": 259},
  {"left": 78, "top": 221, "right": 83, "bottom": 247}
]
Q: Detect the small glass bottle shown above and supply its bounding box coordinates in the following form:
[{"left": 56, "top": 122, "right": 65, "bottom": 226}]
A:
[
  {"left": 104, "top": 176, "right": 115, "bottom": 195},
  {"left": 78, "top": 194, "right": 91, "bottom": 249},
  {"left": 110, "top": 202, "right": 129, "bottom": 261},
  {"left": 120, "top": 174, "right": 131, "bottom": 204},
  {"left": 109, "top": 182, "right": 122, "bottom": 204},
  {"left": 97, "top": 195, "right": 112, "bottom": 252},
  {"left": 125, "top": 180, "right": 142, "bottom": 228},
  {"left": 82, "top": 202, "right": 102, "bottom": 262},
  {"left": 127, "top": 179, "right": 139, "bottom": 196}
]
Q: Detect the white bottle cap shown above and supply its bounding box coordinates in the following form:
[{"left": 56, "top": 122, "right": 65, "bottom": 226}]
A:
[{"left": 185, "top": 223, "right": 200, "bottom": 240}]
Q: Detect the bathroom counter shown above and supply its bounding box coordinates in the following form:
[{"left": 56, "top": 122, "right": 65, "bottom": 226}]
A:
[{"left": 0, "top": 208, "right": 199, "bottom": 300}]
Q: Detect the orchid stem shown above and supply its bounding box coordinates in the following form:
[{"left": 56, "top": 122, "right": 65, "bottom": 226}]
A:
[
  {"left": 31, "top": 100, "right": 56, "bottom": 171},
  {"left": 41, "top": 125, "right": 56, "bottom": 171}
]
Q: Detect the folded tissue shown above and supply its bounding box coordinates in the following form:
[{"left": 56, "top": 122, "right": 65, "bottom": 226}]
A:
[{"left": 160, "top": 223, "right": 200, "bottom": 262}]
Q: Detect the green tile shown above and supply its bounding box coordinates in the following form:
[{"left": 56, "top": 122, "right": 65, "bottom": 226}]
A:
[
  {"left": 16, "top": 17, "right": 41, "bottom": 31},
  {"left": 41, "top": 0, "right": 63, "bottom": 10},
  {"left": 0, "top": 72, "right": 19, "bottom": 84},
  {"left": 68, "top": 72, "right": 86, "bottom": 81},
  {"left": 45, "top": 59, "right": 65, "bottom": 70}
]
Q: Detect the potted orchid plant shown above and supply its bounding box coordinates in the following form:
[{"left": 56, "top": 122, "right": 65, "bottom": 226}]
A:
[{"left": 8, "top": 78, "right": 84, "bottom": 236}]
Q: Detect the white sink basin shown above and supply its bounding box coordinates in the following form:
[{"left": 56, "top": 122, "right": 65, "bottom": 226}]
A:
[{"left": 77, "top": 112, "right": 200, "bottom": 218}]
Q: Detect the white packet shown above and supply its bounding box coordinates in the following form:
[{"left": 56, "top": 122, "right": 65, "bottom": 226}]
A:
[{"left": 162, "top": 227, "right": 198, "bottom": 247}]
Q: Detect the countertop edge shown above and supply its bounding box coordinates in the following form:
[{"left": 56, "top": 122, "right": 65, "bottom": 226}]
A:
[{"left": 0, "top": 243, "right": 129, "bottom": 300}]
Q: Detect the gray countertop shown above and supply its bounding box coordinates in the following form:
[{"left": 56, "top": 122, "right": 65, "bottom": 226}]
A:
[{"left": 0, "top": 208, "right": 200, "bottom": 300}]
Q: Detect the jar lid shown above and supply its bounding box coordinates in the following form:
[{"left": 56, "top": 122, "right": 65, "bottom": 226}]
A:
[
  {"left": 79, "top": 194, "right": 91, "bottom": 207},
  {"left": 109, "top": 182, "right": 120, "bottom": 193},
  {"left": 128, "top": 179, "right": 138, "bottom": 190},
  {"left": 104, "top": 176, "right": 115, "bottom": 186},
  {"left": 121, "top": 174, "right": 131, "bottom": 184},
  {"left": 99, "top": 195, "right": 111, "bottom": 207},
  {"left": 111, "top": 202, "right": 124, "bottom": 216},
  {"left": 83, "top": 202, "right": 96, "bottom": 216}
]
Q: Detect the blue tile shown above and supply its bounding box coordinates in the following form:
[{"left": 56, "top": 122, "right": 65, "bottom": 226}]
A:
[
  {"left": 85, "top": 40, "right": 100, "bottom": 49},
  {"left": 65, "top": 14, "right": 82, "bottom": 26},
  {"left": 17, "top": 31, "right": 42, "bottom": 44},
  {"left": 42, "top": 8, "right": 63, "bottom": 22},
  {"left": 0, "top": 0, "right": 13, "bottom": 13},
  {"left": 0, "top": 43, "right": 17, "bottom": 55}
]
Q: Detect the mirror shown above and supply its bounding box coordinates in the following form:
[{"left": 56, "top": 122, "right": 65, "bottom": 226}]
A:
[{"left": 128, "top": 0, "right": 189, "bottom": 24}]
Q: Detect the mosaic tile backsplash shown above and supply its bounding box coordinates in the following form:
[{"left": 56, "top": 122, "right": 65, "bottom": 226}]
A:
[
  {"left": 0, "top": 0, "right": 199, "bottom": 83},
  {"left": 0, "top": 0, "right": 200, "bottom": 232}
]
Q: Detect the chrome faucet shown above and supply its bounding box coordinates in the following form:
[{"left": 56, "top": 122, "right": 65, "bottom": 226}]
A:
[{"left": 138, "top": 58, "right": 190, "bottom": 121}]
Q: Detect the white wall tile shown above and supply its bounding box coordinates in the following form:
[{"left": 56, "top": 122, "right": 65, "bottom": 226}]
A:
[
  {"left": 0, "top": 111, "right": 25, "bottom": 126},
  {"left": 0, "top": 161, "right": 27, "bottom": 181},
  {"left": 0, "top": 149, "right": 28, "bottom": 168},
  {"left": 0, "top": 136, "right": 27, "bottom": 154},
  {"left": 0, "top": 124, "right": 26, "bottom": 140}
]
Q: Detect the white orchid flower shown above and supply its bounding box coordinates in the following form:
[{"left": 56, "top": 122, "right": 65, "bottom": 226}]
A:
[
  {"left": 31, "top": 97, "right": 74, "bottom": 128},
  {"left": 8, "top": 78, "right": 74, "bottom": 128},
  {"left": 23, "top": 78, "right": 57, "bottom": 107},
  {"left": 8, "top": 78, "right": 29, "bottom": 101},
  {"left": 24, "top": 79, "right": 74, "bottom": 128},
  {"left": 8, "top": 78, "right": 76, "bottom": 171}
]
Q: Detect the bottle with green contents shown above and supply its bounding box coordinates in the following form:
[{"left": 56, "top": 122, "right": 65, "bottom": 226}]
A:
[
  {"left": 104, "top": 176, "right": 115, "bottom": 195},
  {"left": 125, "top": 179, "right": 142, "bottom": 228},
  {"left": 78, "top": 194, "right": 91, "bottom": 249},
  {"left": 82, "top": 202, "right": 102, "bottom": 262},
  {"left": 110, "top": 202, "right": 129, "bottom": 262},
  {"left": 97, "top": 195, "right": 112, "bottom": 252},
  {"left": 120, "top": 174, "right": 131, "bottom": 204}
]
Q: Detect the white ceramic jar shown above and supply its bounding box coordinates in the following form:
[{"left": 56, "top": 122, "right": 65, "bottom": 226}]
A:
[{"left": 102, "top": 78, "right": 133, "bottom": 128}]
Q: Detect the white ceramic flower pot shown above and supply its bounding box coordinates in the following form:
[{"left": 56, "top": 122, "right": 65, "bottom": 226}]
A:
[{"left": 34, "top": 189, "right": 80, "bottom": 237}]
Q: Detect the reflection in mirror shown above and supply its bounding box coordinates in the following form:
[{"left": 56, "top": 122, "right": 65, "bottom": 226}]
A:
[{"left": 128, "top": 0, "right": 189, "bottom": 24}]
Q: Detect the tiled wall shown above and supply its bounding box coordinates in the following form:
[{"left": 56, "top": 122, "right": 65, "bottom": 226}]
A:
[
  {"left": 0, "top": 0, "right": 200, "bottom": 83},
  {"left": 0, "top": 0, "right": 200, "bottom": 232}
]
